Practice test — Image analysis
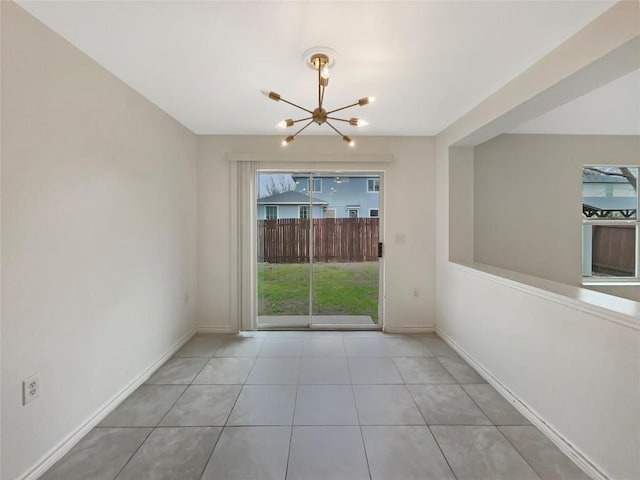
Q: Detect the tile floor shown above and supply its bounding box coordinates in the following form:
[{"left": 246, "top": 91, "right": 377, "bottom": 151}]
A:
[{"left": 41, "top": 331, "right": 591, "bottom": 480}]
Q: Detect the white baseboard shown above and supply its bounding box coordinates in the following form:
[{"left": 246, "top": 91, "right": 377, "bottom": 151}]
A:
[
  {"left": 436, "top": 329, "right": 606, "bottom": 480},
  {"left": 18, "top": 328, "right": 196, "bottom": 480},
  {"left": 197, "top": 325, "right": 239, "bottom": 334},
  {"left": 383, "top": 325, "right": 435, "bottom": 334}
]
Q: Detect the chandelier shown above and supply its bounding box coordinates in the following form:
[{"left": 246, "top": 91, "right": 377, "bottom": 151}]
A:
[{"left": 261, "top": 49, "right": 374, "bottom": 147}]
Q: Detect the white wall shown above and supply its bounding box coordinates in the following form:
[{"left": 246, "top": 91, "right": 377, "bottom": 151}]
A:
[
  {"left": 474, "top": 134, "right": 640, "bottom": 301},
  {"left": 439, "top": 264, "right": 640, "bottom": 480},
  {"left": 197, "top": 136, "right": 436, "bottom": 333},
  {"left": 593, "top": 283, "right": 640, "bottom": 302},
  {"left": 436, "top": 3, "right": 640, "bottom": 479},
  {"left": 1, "top": 3, "right": 198, "bottom": 479}
]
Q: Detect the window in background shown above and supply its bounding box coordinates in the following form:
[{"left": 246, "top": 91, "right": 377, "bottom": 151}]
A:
[
  {"left": 369, "top": 208, "right": 379, "bottom": 218},
  {"left": 300, "top": 178, "right": 322, "bottom": 193},
  {"left": 367, "top": 178, "right": 380, "bottom": 192},
  {"left": 265, "top": 205, "right": 278, "bottom": 220},
  {"left": 582, "top": 166, "right": 638, "bottom": 280},
  {"left": 299, "top": 205, "right": 310, "bottom": 219}
]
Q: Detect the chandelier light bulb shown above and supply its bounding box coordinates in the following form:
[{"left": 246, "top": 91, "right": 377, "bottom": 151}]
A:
[
  {"left": 276, "top": 119, "right": 294, "bottom": 128},
  {"left": 282, "top": 135, "right": 295, "bottom": 147},
  {"left": 320, "top": 65, "right": 330, "bottom": 80},
  {"left": 349, "top": 118, "right": 369, "bottom": 127},
  {"left": 261, "top": 90, "right": 281, "bottom": 101},
  {"left": 343, "top": 135, "right": 355, "bottom": 147},
  {"left": 358, "top": 96, "right": 376, "bottom": 106}
]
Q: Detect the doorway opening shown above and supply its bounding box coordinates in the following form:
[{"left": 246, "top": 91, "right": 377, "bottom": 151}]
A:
[{"left": 256, "top": 171, "right": 383, "bottom": 329}]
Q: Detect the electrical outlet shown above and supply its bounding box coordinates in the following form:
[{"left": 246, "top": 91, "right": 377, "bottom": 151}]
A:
[{"left": 23, "top": 374, "right": 40, "bottom": 405}]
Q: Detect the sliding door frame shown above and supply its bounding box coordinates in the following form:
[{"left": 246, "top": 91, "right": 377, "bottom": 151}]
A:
[
  {"left": 229, "top": 154, "right": 392, "bottom": 332},
  {"left": 253, "top": 168, "right": 385, "bottom": 330}
]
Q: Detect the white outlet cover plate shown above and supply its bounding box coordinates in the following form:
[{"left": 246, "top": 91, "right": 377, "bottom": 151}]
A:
[{"left": 23, "top": 373, "right": 40, "bottom": 405}]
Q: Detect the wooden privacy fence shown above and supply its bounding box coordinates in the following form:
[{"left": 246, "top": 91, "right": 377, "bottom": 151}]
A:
[
  {"left": 257, "top": 218, "right": 379, "bottom": 263},
  {"left": 592, "top": 225, "right": 635, "bottom": 276}
]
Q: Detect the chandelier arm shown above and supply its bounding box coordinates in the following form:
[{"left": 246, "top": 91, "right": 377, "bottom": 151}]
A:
[
  {"left": 279, "top": 97, "right": 314, "bottom": 114},
  {"left": 326, "top": 102, "right": 359, "bottom": 115},
  {"left": 325, "top": 120, "right": 347, "bottom": 138},
  {"left": 326, "top": 116, "right": 350, "bottom": 123},
  {"left": 291, "top": 120, "right": 315, "bottom": 139},
  {"left": 320, "top": 85, "right": 326, "bottom": 110},
  {"left": 293, "top": 116, "right": 313, "bottom": 123}
]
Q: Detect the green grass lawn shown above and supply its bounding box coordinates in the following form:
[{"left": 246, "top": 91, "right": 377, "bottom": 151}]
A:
[{"left": 257, "top": 262, "right": 379, "bottom": 322}]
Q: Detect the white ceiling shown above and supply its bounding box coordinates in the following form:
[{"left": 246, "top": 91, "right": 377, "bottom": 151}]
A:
[
  {"left": 511, "top": 68, "right": 640, "bottom": 135},
  {"left": 17, "top": 1, "right": 617, "bottom": 136}
]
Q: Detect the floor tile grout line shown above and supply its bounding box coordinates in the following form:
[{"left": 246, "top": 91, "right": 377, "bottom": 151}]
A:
[
  {"left": 458, "top": 384, "right": 499, "bottom": 426},
  {"left": 427, "top": 424, "right": 460, "bottom": 480},
  {"left": 405, "top": 381, "right": 429, "bottom": 427},
  {"left": 223, "top": 354, "right": 259, "bottom": 427},
  {"left": 437, "top": 355, "right": 488, "bottom": 384},
  {"left": 199, "top": 350, "right": 261, "bottom": 479},
  {"left": 388, "top": 355, "right": 405, "bottom": 386},
  {"left": 195, "top": 436, "right": 221, "bottom": 480},
  {"left": 356, "top": 423, "right": 373, "bottom": 480},
  {"left": 126, "top": 385, "right": 187, "bottom": 431},
  {"left": 111, "top": 427, "right": 155, "bottom": 480},
  {"left": 493, "top": 426, "right": 545, "bottom": 480},
  {"left": 345, "top": 345, "right": 373, "bottom": 480},
  {"left": 195, "top": 427, "right": 225, "bottom": 480},
  {"left": 146, "top": 356, "right": 210, "bottom": 387},
  {"left": 221, "top": 366, "right": 252, "bottom": 427},
  {"left": 402, "top": 361, "right": 459, "bottom": 480},
  {"left": 102, "top": 421, "right": 528, "bottom": 427},
  {"left": 237, "top": 354, "right": 260, "bottom": 388},
  {"left": 149, "top": 353, "right": 213, "bottom": 429},
  {"left": 284, "top": 385, "right": 300, "bottom": 480},
  {"left": 293, "top": 352, "right": 303, "bottom": 403},
  {"left": 436, "top": 356, "right": 464, "bottom": 385},
  {"left": 459, "top": 384, "right": 531, "bottom": 426}
]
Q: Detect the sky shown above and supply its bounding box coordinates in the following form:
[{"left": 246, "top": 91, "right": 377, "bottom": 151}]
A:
[{"left": 257, "top": 174, "right": 296, "bottom": 198}]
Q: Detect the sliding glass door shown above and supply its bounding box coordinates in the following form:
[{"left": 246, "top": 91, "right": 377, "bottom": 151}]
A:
[
  {"left": 256, "top": 172, "right": 311, "bottom": 328},
  {"left": 256, "top": 172, "right": 381, "bottom": 329},
  {"left": 310, "top": 174, "right": 381, "bottom": 327}
]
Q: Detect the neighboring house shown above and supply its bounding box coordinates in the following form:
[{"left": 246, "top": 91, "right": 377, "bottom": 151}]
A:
[
  {"left": 292, "top": 174, "right": 380, "bottom": 218},
  {"left": 256, "top": 191, "right": 328, "bottom": 220}
]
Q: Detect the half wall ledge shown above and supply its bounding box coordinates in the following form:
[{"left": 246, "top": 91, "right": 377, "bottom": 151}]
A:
[{"left": 451, "top": 261, "right": 640, "bottom": 330}]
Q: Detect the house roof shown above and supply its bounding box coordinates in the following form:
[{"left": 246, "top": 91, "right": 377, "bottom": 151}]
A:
[
  {"left": 257, "top": 191, "right": 328, "bottom": 205},
  {"left": 583, "top": 197, "right": 637, "bottom": 219},
  {"left": 583, "top": 197, "right": 637, "bottom": 211}
]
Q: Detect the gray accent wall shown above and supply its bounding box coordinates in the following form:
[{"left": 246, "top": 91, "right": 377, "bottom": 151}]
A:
[{"left": 474, "top": 133, "right": 640, "bottom": 301}]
